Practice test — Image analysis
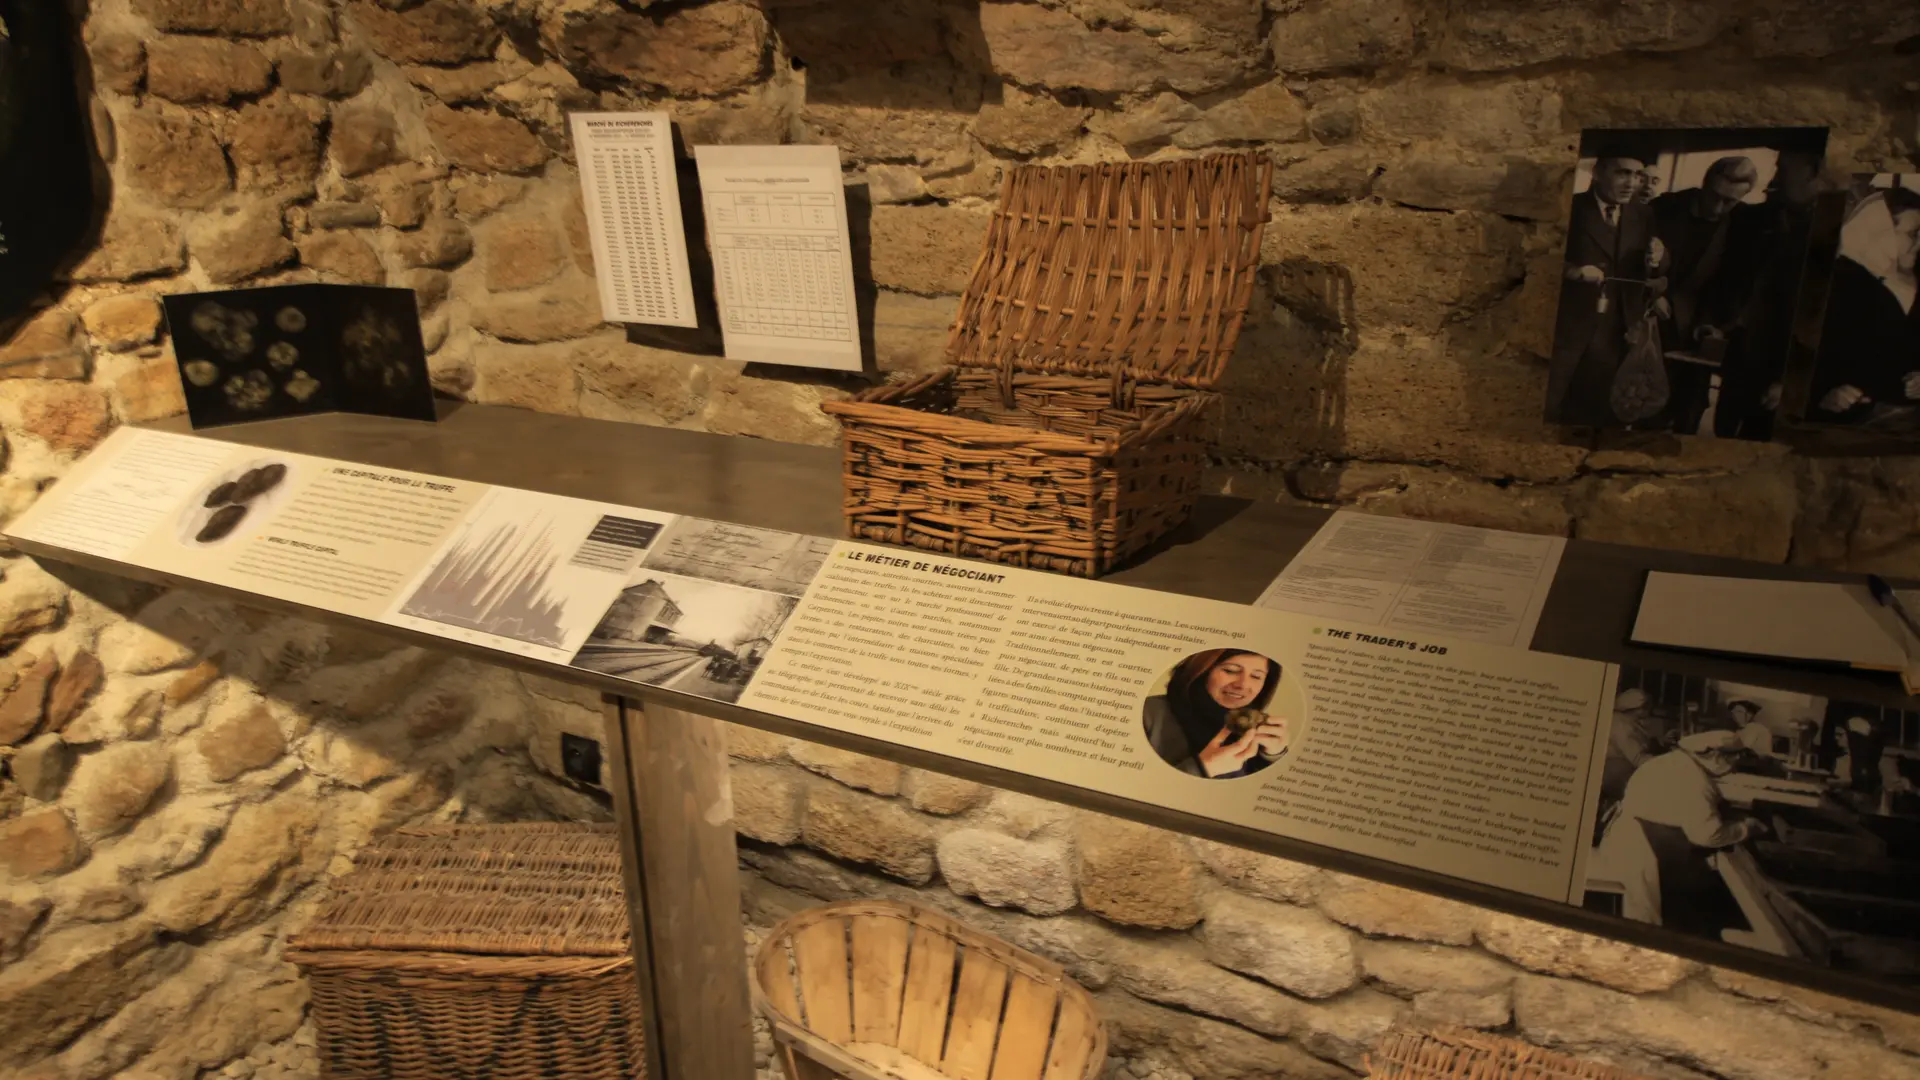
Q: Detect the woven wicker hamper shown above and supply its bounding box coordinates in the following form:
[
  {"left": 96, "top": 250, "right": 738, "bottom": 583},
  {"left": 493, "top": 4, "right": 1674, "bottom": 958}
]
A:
[
  {"left": 822, "top": 151, "right": 1273, "bottom": 578},
  {"left": 1366, "top": 1029, "right": 1652, "bottom": 1079},
  {"left": 284, "top": 823, "right": 647, "bottom": 1080},
  {"left": 752, "top": 900, "right": 1105, "bottom": 1080}
]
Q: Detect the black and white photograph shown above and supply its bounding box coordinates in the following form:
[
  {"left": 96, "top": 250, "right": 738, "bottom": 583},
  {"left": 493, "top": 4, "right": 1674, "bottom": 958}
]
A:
[
  {"left": 1546, "top": 127, "right": 1828, "bottom": 439},
  {"left": 639, "top": 517, "right": 834, "bottom": 597},
  {"left": 571, "top": 569, "right": 798, "bottom": 704},
  {"left": 1801, "top": 175, "right": 1920, "bottom": 433},
  {"left": 1586, "top": 666, "right": 1920, "bottom": 980}
]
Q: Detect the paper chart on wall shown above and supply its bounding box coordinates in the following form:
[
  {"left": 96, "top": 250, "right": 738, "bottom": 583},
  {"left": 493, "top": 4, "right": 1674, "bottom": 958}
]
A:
[
  {"left": 1255, "top": 511, "right": 1567, "bottom": 649},
  {"left": 570, "top": 112, "right": 698, "bottom": 328},
  {"left": 693, "top": 144, "right": 862, "bottom": 371}
]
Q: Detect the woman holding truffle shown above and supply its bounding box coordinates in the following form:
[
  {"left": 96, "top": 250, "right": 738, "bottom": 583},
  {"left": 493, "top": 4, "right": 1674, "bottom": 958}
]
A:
[{"left": 1142, "top": 649, "right": 1290, "bottom": 779}]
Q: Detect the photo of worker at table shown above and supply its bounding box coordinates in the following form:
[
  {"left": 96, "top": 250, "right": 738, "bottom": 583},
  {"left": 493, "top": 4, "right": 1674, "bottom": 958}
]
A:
[
  {"left": 1585, "top": 668, "right": 1920, "bottom": 976},
  {"left": 1141, "top": 649, "right": 1300, "bottom": 779}
]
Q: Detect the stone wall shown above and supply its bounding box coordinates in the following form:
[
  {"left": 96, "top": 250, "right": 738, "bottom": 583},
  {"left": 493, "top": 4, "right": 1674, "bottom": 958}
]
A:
[{"left": 1, "top": 0, "right": 1918, "bottom": 1078}]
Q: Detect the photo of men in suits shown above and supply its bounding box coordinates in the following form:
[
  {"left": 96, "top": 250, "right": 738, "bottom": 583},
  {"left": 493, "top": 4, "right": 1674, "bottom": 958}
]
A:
[
  {"left": 1546, "top": 152, "right": 1667, "bottom": 426},
  {"left": 1545, "top": 129, "right": 1829, "bottom": 438}
]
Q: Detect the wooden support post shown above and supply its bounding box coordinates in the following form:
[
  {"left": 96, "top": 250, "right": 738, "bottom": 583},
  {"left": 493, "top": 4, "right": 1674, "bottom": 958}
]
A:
[{"left": 602, "top": 695, "right": 756, "bottom": 1080}]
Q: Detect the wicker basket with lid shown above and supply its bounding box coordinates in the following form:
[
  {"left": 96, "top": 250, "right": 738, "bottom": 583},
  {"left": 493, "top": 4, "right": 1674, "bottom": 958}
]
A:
[
  {"left": 822, "top": 151, "right": 1272, "bottom": 578},
  {"left": 284, "top": 823, "right": 645, "bottom": 1080}
]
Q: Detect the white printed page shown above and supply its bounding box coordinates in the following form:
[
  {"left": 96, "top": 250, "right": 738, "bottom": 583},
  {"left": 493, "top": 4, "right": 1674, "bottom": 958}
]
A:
[
  {"left": 570, "top": 112, "right": 698, "bottom": 328},
  {"left": 739, "top": 544, "right": 1613, "bottom": 901},
  {"left": 382, "top": 489, "right": 675, "bottom": 666},
  {"left": 1256, "top": 511, "right": 1567, "bottom": 648},
  {"left": 5, "top": 427, "right": 236, "bottom": 559},
  {"left": 693, "top": 144, "right": 862, "bottom": 371}
]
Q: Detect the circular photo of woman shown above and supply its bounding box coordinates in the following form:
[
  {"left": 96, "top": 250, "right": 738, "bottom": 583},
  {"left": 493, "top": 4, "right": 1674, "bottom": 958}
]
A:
[{"left": 1142, "top": 649, "right": 1300, "bottom": 779}]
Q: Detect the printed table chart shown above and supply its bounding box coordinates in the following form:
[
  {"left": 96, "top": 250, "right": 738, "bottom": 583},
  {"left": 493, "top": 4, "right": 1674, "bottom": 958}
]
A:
[{"left": 706, "top": 194, "right": 852, "bottom": 344}]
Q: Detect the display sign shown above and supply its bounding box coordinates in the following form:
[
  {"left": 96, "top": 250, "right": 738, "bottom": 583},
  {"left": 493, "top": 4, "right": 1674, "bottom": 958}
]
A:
[
  {"left": 10, "top": 427, "right": 1920, "bottom": 996},
  {"left": 570, "top": 112, "right": 700, "bottom": 328}
]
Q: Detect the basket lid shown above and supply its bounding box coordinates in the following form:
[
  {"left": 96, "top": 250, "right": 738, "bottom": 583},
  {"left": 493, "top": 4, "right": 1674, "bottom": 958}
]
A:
[
  {"left": 946, "top": 151, "right": 1273, "bottom": 391},
  {"left": 286, "top": 823, "right": 632, "bottom": 959}
]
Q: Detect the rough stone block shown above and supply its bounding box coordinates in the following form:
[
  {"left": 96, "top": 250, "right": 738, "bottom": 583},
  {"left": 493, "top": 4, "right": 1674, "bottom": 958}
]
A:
[
  {"left": 192, "top": 208, "right": 298, "bottom": 285},
  {"left": 866, "top": 203, "right": 993, "bottom": 297},
  {"left": 0, "top": 309, "right": 88, "bottom": 380},
  {"left": 904, "top": 769, "right": 985, "bottom": 815},
  {"left": 471, "top": 276, "right": 604, "bottom": 343},
  {"left": 198, "top": 704, "right": 287, "bottom": 782},
  {"left": 68, "top": 741, "right": 173, "bottom": 837},
  {"left": 975, "top": 2, "right": 1256, "bottom": 94},
  {"left": 1075, "top": 814, "right": 1203, "bottom": 930},
  {"left": 1315, "top": 875, "right": 1486, "bottom": 946},
  {"left": 120, "top": 109, "right": 231, "bottom": 209},
  {"left": 395, "top": 217, "right": 475, "bottom": 270},
  {"left": 331, "top": 104, "right": 402, "bottom": 178},
  {"left": 788, "top": 740, "right": 903, "bottom": 796},
  {"left": 0, "top": 920, "right": 170, "bottom": 1062},
  {"left": 1575, "top": 469, "right": 1797, "bottom": 563},
  {"left": 133, "top": 0, "right": 292, "bottom": 37},
  {"left": 425, "top": 105, "right": 551, "bottom": 174},
  {"left": 1270, "top": 0, "right": 1421, "bottom": 75},
  {"left": 1439, "top": 0, "right": 1733, "bottom": 71},
  {"left": 1174, "top": 80, "right": 1311, "bottom": 148},
  {"left": 1479, "top": 912, "right": 1694, "bottom": 994},
  {"left": 1358, "top": 77, "right": 1565, "bottom": 154},
  {"left": 971, "top": 86, "right": 1090, "bottom": 157},
  {"left": 554, "top": 1, "right": 770, "bottom": 97},
  {"left": 0, "top": 570, "right": 66, "bottom": 651},
  {"left": 0, "top": 652, "right": 58, "bottom": 745},
  {"left": 347, "top": 0, "right": 499, "bottom": 65},
  {"left": 45, "top": 650, "right": 103, "bottom": 731},
  {"left": 1095, "top": 990, "right": 1353, "bottom": 1080},
  {"left": 0, "top": 806, "right": 85, "bottom": 877},
  {"left": 89, "top": 32, "right": 146, "bottom": 95},
  {"left": 724, "top": 720, "right": 789, "bottom": 762},
  {"left": 3, "top": 383, "right": 113, "bottom": 454},
  {"left": 146, "top": 36, "right": 273, "bottom": 104},
  {"left": 729, "top": 761, "right": 807, "bottom": 845},
  {"left": 1191, "top": 837, "right": 1322, "bottom": 903},
  {"left": 802, "top": 782, "right": 935, "bottom": 883},
  {"left": 1357, "top": 939, "right": 1516, "bottom": 995},
  {"left": 1374, "top": 154, "right": 1569, "bottom": 221},
  {"left": 936, "top": 829, "right": 1076, "bottom": 916},
  {"left": 147, "top": 795, "right": 322, "bottom": 934},
  {"left": 300, "top": 231, "right": 386, "bottom": 284},
  {"left": 71, "top": 212, "right": 187, "bottom": 284},
  {"left": 800, "top": 63, "right": 979, "bottom": 164},
  {"left": 479, "top": 213, "right": 566, "bottom": 292},
  {"left": 472, "top": 338, "right": 583, "bottom": 414},
  {"left": 81, "top": 296, "right": 163, "bottom": 353},
  {"left": 0, "top": 896, "right": 48, "bottom": 959},
  {"left": 406, "top": 60, "right": 520, "bottom": 104},
  {"left": 1108, "top": 939, "right": 1300, "bottom": 1038},
  {"left": 1202, "top": 892, "right": 1358, "bottom": 999},
  {"left": 12, "top": 733, "right": 75, "bottom": 801},
  {"left": 277, "top": 48, "right": 375, "bottom": 98}
]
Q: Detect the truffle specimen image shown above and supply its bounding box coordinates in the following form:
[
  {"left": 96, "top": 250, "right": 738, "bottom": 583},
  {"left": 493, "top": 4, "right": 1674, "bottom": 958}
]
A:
[
  {"left": 183, "top": 360, "right": 220, "bottom": 387},
  {"left": 223, "top": 370, "right": 273, "bottom": 411},
  {"left": 275, "top": 306, "right": 307, "bottom": 333},
  {"left": 191, "top": 302, "right": 259, "bottom": 361},
  {"left": 284, "top": 369, "right": 321, "bottom": 402},
  {"left": 203, "top": 481, "right": 238, "bottom": 508},
  {"left": 340, "top": 308, "right": 415, "bottom": 392},
  {"left": 233, "top": 463, "right": 288, "bottom": 500},
  {"left": 266, "top": 341, "right": 299, "bottom": 369},
  {"left": 195, "top": 504, "right": 249, "bottom": 544}
]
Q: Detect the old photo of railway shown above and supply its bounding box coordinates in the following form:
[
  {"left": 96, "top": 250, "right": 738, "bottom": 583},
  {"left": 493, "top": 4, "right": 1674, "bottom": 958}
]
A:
[
  {"left": 1586, "top": 666, "right": 1920, "bottom": 980},
  {"left": 572, "top": 569, "right": 798, "bottom": 703}
]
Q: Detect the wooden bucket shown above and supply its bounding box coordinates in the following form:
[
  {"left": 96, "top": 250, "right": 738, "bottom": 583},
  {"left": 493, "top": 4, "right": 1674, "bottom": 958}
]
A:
[{"left": 752, "top": 900, "right": 1105, "bottom": 1080}]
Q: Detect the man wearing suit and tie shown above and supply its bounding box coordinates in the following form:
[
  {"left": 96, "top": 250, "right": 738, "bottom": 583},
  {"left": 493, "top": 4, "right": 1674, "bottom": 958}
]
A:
[{"left": 1547, "top": 155, "right": 1669, "bottom": 425}]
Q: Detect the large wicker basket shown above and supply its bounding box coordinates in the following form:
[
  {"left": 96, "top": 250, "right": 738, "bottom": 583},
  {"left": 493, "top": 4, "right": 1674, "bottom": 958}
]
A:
[
  {"left": 284, "top": 823, "right": 646, "bottom": 1080},
  {"left": 823, "top": 152, "right": 1272, "bottom": 577},
  {"left": 752, "top": 900, "right": 1105, "bottom": 1080},
  {"left": 1366, "top": 1029, "right": 1652, "bottom": 1079}
]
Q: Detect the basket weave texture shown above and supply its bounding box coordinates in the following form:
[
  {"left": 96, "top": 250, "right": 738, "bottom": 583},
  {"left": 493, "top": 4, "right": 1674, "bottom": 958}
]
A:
[
  {"left": 823, "top": 152, "right": 1272, "bottom": 578},
  {"left": 285, "top": 823, "right": 645, "bottom": 1080},
  {"left": 1366, "top": 1029, "right": 1652, "bottom": 1079},
  {"left": 752, "top": 900, "right": 1105, "bottom": 1080}
]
